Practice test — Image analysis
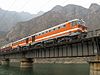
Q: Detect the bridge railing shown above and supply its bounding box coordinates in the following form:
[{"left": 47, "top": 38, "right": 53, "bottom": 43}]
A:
[
  {"left": 0, "top": 36, "right": 100, "bottom": 58},
  {"left": 87, "top": 29, "right": 100, "bottom": 38},
  {"left": 0, "top": 29, "right": 100, "bottom": 57}
]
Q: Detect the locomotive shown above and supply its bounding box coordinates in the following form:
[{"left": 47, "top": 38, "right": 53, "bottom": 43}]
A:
[{"left": 0, "top": 19, "right": 87, "bottom": 52}]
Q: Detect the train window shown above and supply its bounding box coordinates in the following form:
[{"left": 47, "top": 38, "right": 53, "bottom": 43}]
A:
[
  {"left": 49, "top": 30, "right": 51, "bottom": 32},
  {"left": 58, "top": 26, "right": 61, "bottom": 29},
  {"left": 26, "top": 38, "right": 28, "bottom": 43},
  {"left": 53, "top": 28, "right": 56, "bottom": 30},
  {"left": 61, "top": 25, "right": 66, "bottom": 28},
  {"left": 46, "top": 31, "right": 48, "bottom": 33},
  {"left": 71, "top": 21, "right": 77, "bottom": 26},
  {"left": 42, "top": 32, "right": 44, "bottom": 34},
  {"left": 78, "top": 20, "right": 85, "bottom": 25},
  {"left": 63, "top": 25, "right": 66, "bottom": 27},
  {"left": 32, "top": 36, "right": 35, "bottom": 42},
  {"left": 78, "top": 20, "right": 81, "bottom": 24}
]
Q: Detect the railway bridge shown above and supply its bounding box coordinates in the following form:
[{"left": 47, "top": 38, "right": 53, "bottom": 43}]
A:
[{"left": 0, "top": 29, "right": 100, "bottom": 75}]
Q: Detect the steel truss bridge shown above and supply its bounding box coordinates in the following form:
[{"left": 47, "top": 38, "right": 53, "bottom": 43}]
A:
[{"left": 0, "top": 29, "right": 100, "bottom": 59}]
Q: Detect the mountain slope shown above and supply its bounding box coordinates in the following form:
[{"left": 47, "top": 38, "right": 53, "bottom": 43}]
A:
[
  {"left": 0, "top": 10, "right": 33, "bottom": 32},
  {"left": 6, "top": 3, "right": 100, "bottom": 43},
  {"left": 0, "top": 9, "right": 44, "bottom": 32}
]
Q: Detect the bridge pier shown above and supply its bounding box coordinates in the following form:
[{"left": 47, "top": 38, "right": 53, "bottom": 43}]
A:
[
  {"left": 20, "top": 58, "right": 33, "bottom": 68},
  {"left": 89, "top": 56, "right": 100, "bottom": 75},
  {"left": 1, "top": 59, "right": 9, "bottom": 66}
]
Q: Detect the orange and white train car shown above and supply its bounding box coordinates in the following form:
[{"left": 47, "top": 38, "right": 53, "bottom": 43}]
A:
[
  {"left": 34, "top": 19, "right": 87, "bottom": 42},
  {"left": 12, "top": 35, "right": 34, "bottom": 49},
  {"left": 0, "top": 43, "right": 12, "bottom": 52},
  {"left": 0, "top": 19, "right": 87, "bottom": 51}
]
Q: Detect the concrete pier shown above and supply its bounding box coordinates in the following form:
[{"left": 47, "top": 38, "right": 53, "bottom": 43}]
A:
[
  {"left": 1, "top": 59, "right": 9, "bottom": 66},
  {"left": 20, "top": 58, "right": 33, "bottom": 68},
  {"left": 89, "top": 56, "right": 100, "bottom": 75}
]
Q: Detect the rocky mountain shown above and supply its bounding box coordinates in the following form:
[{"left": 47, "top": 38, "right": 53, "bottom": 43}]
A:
[
  {"left": 4, "top": 3, "right": 100, "bottom": 44},
  {"left": 0, "top": 9, "right": 44, "bottom": 32},
  {"left": 0, "top": 10, "right": 31, "bottom": 32}
]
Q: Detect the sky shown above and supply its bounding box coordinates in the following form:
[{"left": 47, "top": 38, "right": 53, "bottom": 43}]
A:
[{"left": 0, "top": 0, "right": 99, "bottom": 14}]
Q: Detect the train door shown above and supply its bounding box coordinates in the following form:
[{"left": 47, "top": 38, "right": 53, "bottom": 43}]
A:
[
  {"left": 30, "top": 36, "right": 35, "bottom": 46},
  {"left": 26, "top": 38, "right": 29, "bottom": 44},
  {"left": 32, "top": 36, "right": 35, "bottom": 42}
]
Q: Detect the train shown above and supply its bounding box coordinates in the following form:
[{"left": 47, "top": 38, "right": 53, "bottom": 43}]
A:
[{"left": 0, "top": 19, "right": 87, "bottom": 52}]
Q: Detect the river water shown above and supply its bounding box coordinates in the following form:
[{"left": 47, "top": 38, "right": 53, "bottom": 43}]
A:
[{"left": 0, "top": 63, "right": 89, "bottom": 75}]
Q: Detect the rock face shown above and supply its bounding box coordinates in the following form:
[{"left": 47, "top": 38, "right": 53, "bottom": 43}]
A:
[
  {"left": 0, "top": 9, "right": 44, "bottom": 32},
  {"left": 0, "top": 9, "right": 33, "bottom": 45},
  {"left": 0, "top": 10, "right": 32, "bottom": 32},
  {"left": 4, "top": 3, "right": 100, "bottom": 44}
]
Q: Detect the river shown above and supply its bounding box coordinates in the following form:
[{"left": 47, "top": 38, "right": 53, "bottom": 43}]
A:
[{"left": 0, "top": 63, "right": 89, "bottom": 75}]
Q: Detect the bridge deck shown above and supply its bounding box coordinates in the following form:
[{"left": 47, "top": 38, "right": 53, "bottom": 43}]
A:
[{"left": 0, "top": 29, "right": 100, "bottom": 59}]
